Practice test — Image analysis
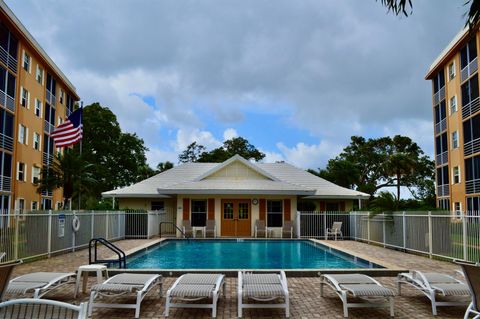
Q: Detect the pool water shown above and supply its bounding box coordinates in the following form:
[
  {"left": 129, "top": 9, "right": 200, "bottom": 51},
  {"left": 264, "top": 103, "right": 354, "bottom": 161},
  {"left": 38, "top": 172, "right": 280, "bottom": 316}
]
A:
[{"left": 126, "top": 240, "right": 383, "bottom": 269}]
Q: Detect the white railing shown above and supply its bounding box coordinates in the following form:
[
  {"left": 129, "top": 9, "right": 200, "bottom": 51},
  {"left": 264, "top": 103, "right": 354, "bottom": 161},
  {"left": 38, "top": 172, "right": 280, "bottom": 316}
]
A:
[
  {"left": 433, "top": 86, "right": 445, "bottom": 105},
  {"left": 434, "top": 118, "right": 447, "bottom": 135},
  {"left": 297, "top": 211, "right": 480, "bottom": 264},
  {"left": 435, "top": 151, "right": 448, "bottom": 166},
  {"left": 461, "top": 57, "right": 478, "bottom": 82},
  {"left": 466, "top": 179, "right": 480, "bottom": 194},
  {"left": 0, "top": 209, "right": 175, "bottom": 263},
  {"left": 437, "top": 184, "right": 450, "bottom": 197},
  {"left": 464, "top": 137, "right": 480, "bottom": 156},
  {"left": 462, "top": 96, "right": 480, "bottom": 119}
]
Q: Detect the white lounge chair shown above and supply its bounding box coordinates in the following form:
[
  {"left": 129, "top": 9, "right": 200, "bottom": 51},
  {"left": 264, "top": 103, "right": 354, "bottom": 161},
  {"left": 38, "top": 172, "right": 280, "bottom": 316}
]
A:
[
  {"left": 88, "top": 273, "right": 162, "bottom": 319},
  {"left": 6, "top": 272, "right": 76, "bottom": 299},
  {"left": 204, "top": 220, "right": 216, "bottom": 238},
  {"left": 326, "top": 221, "right": 343, "bottom": 240},
  {"left": 165, "top": 273, "right": 225, "bottom": 318},
  {"left": 0, "top": 298, "right": 88, "bottom": 319},
  {"left": 182, "top": 220, "right": 194, "bottom": 238},
  {"left": 254, "top": 220, "right": 268, "bottom": 238},
  {"left": 238, "top": 271, "right": 290, "bottom": 318},
  {"left": 320, "top": 273, "right": 395, "bottom": 318},
  {"left": 457, "top": 261, "right": 480, "bottom": 319},
  {"left": 282, "top": 221, "right": 293, "bottom": 238},
  {"left": 397, "top": 270, "right": 470, "bottom": 315}
]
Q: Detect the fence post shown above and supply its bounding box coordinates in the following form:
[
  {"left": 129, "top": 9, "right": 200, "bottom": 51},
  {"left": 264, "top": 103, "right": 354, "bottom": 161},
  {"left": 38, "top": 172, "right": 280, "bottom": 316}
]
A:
[
  {"left": 402, "top": 211, "right": 406, "bottom": 250},
  {"left": 323, "top": 211, "right": 327, "bottom": 240},
  {"left": 105, "top": 211, "right": 109, "bottom": 239},
  {"left": 463, "top": 214, "right": 468, "bottom": 261},
  {"left": 47, "top": 210, "right": 52, "bottom": 257},
  {"left": 91, "top": 210, "right": 95, "bottom": 239},
  {"left": 14, "top": 213, "right": 19, "bottom": 260},
  {"left": 118, "top": 211, "right": 122, "bottom": 240},
  {"left": 353, "top": 212, "right": 357, "bottom": 240},
  {"left": 382, "top": 212, "right": 386, "bottom": 248},
  {"left": 367, "top": 213, "right": 371, "bottom": 243},
  {"left": 428, "top": 211, "right": 433, "bottom": 259},
  {"left": 72, "top": 211, "right": 76, "bottom": 252},
  {"left": 296, "top": 211, "right": 301, "bottom": 238}
]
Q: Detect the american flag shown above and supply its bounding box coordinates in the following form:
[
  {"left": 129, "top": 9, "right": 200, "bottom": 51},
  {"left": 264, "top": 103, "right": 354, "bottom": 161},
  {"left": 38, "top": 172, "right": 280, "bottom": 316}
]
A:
[{"left": 51, "top": 108, "right": 83, "bottom": 148}]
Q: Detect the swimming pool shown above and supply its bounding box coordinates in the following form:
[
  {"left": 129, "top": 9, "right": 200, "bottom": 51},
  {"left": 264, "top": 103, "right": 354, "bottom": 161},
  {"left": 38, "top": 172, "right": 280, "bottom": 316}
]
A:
[{"left": 126, "top": 240, "right": 384, "bottom": 269}]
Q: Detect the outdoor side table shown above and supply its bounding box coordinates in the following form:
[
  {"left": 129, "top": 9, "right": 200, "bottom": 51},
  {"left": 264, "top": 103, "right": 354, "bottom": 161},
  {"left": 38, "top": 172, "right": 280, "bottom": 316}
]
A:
[{"left": 74, "top": 264, "right": 108, "bottom": 298}]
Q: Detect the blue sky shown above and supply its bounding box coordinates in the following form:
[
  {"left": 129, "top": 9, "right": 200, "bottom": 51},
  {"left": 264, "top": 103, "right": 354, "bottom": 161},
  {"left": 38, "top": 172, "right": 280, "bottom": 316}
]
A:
[{"left": 5, "top": 0, "right": 466, "bottom": 172}]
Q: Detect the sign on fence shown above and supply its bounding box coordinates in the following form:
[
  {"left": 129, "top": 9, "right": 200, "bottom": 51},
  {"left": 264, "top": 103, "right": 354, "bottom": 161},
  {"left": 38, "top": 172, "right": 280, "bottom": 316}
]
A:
[{"left": 58, "top": 213, "right": 65, "bottom": 238}]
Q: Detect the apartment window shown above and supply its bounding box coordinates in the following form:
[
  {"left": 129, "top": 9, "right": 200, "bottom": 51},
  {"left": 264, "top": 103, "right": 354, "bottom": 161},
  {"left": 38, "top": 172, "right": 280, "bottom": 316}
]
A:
[
  {"left": 32, "top": 166, "right": 40, "bottom": 184},
  {"left": 454, "top": 202, "right": 462, "bottom": 217},
  {"left": 465, "top": 155, "right": 480, "bottom": 188},
  {"left": 17, "top": 162, "right": 25, "bottom": 181},
  {"left": 433, "top": 69, "right": 445, "bottom": 94},
  {"left": 461, "top": 74, "right": 479, "bottom": 107},
  {"left": 151, "top": 201, "right": 164, "bottom": 211},
  {"left": 22, "top": 51, "right": 31, "bottom": 73},
  {"left": 438, "top": 198, "right": 450, "bottom": 210},
  {"left": 41, "top": 198, "right": 52, "bottom": 210},
  {"left": 460, "top": 37, "right": 477, "bottom": 70},
  {"left": 59, "top": 89, "right": 64, "bottom": 104},
  {"left": 33, "top": 132, "right": 40, "bottom": 150},
  {"left": 36, "top": 65, "right": 44, "bottom": 85},
  {"left": 463, "top": 113, "right": 480, "bottom": 144},
  {"left": 20, "top": 87, "right": 29, "bottom": 108},
  {"left": 34, "top": 99, "right": 42, "bottom": 117},
  {"left": 452, "top": 131, "right": 459, "bottom": 149},
  {"left": 437, "top": 165, "right": 449, "bottom": 186},
  {"left": 436, "top": 133, "right": 448, "bottom": 155},
  {"left": 46, "top": 73, "right": 56, "bottom": 96},
  {"left": 31, "top": 201, "right": 38, "bottom": 210},
  {"left": 453, "top": 166, "right": 460, "bottom": 184},
  {"left": 267, "top": 200, "right": 283, "bottom": 227},
  {"left": 191, "top": 200, "right": 206, "bottom": 227},
  {"left": 434, "top": 100, "right": 446, "bottom": 125},
  {"left": 18, "top": 124, "right": 27, "bottom": 144},
  {"left": 448, "top": 61, "right": 456, "bottom": 80},
  {"left": 17, "top": 198, "right": 24, "bottom": 215},
  {"left": 449, "top": 96, "right": 457, "bottom": 114},
  {"left": 326, "top": 202, "right": 340, "bottom": 211}
]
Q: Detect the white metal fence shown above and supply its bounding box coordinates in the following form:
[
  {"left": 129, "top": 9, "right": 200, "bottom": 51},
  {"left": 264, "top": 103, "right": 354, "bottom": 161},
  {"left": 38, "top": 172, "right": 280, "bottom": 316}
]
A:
[
  {"left": 297, "top": 211, "right": 480, "bottom": 264},
  {"left": 0, "top": 209, "right": 176, "bottom": 263}
]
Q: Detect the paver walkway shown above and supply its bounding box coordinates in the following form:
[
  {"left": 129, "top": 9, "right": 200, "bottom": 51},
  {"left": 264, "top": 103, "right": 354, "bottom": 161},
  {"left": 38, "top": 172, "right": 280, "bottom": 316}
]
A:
[{"left": 9, "top": 239, "right": 468, "bottom": 318}]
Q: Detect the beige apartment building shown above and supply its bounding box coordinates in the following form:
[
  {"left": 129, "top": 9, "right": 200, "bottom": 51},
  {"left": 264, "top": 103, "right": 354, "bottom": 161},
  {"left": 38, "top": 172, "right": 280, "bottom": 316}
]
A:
[
  {"left": 426, "top": 26, "right": 480, "bottom": 213},
  {"left": 0, "top": 1, "right": 79, "bottom": 214}
]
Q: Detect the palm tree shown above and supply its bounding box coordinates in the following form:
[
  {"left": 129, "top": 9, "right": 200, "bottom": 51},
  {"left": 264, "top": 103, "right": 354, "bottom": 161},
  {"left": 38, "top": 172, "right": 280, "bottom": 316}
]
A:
[
  {"left": 36, "top": 149, "right": 97, "bottom": 210},
  {"left": 370, "top": 191, "right": 397, "bottom": 215}
]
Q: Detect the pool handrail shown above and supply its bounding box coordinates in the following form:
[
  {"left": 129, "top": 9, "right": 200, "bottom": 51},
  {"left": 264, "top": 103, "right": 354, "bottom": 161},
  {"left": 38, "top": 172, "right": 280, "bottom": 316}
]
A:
[
  {"left": 89, "top": 238, "right": 126, "bottom": 269},
  {"left": 159, "top": 222, "right": 191, "bottom": 239}
]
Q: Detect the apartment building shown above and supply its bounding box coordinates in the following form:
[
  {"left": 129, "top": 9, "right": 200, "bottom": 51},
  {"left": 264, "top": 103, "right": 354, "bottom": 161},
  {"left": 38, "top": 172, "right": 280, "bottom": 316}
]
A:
[
  {"left": 426, "top": 26, "right": 480, "bottom": 213},
  {"left": 0, "top": 1, "right": 79, "bottom": 213}
]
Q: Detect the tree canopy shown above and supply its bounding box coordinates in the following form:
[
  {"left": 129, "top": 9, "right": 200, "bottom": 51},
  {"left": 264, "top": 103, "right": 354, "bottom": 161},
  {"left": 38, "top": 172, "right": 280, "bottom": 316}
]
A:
[{"left": 178, "top": 137, "right": 265, "bottom": 163}]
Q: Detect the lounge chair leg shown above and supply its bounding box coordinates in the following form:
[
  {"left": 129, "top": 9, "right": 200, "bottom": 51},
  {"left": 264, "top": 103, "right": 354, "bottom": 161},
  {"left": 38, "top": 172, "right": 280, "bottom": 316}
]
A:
[
  {"left": 389, "top": 297, "right": 394, "bottom": 317},
  {"left": 430, "top": 291, "right": 438, "bottom": 316},
  {"left": 341, "top": 292, "right": 348, "bottom": 318},
  {"left": 165, "top": 293, "right": 170, "bottom": 317},
  {"left": 320, "top": 281, "right": 324, "bottom": 296},
  {"left": 397, "top": 281, "right": 402, "bottom": 296},
  {"left": 88, "top": 291, "right": 96, "bottom": 317},
  {"left": 464, "top": 303, "right": 473, "bottom": 319},
  {"left": 212, "top": 291, "right": 218, "bottom": 318},
  {"left": 135, "top": 291, "right": 142, "bottom": 318},
  {"left": 238, "top": 294, "right": 242, "bottom": 318},
  {"left": 285, "top": 292, "right": 290, "bottom": 318}
]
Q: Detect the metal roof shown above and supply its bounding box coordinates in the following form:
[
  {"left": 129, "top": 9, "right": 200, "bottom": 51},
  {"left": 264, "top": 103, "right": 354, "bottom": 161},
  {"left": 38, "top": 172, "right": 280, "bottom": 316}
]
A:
[{"left": 102, "top": 156, "right": 370, "bottom": 199}]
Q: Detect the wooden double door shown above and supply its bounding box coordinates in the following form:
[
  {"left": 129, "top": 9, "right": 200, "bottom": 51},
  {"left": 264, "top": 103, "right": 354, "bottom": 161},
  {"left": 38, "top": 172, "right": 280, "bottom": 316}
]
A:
[{"left": 221, "top": 199, "right": 251, "bottom": 237}]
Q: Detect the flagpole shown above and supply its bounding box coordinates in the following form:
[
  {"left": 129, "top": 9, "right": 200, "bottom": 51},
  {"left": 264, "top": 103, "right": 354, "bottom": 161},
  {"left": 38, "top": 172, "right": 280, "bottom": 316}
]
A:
[{"left": 78, "top": 101, "right": 83, "bottom": 210}]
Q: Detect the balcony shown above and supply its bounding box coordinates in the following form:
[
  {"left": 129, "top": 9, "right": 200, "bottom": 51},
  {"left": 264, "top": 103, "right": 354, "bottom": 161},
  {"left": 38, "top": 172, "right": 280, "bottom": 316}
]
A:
[
  {"left": 0, "top": 133, "right": 13, "bottom": 152},
  {"left": 435, "top": 118, "right": 447, "bottom": 135},
  {"left": 0, "top": 46, "right": 17, "bottom": 74},
  {"left": 461, "top": 57, "right": 478, "bottom": 82},
  {"left": 436, "top": 151, "right": 448, "bottom": 166},
  {"left": 464, "top": 137, "right": 480, "bottom": 157},
  {"left": 437, "top": 184, "right": 450, "bottom": 197},
  {"left": 44, "top": 121, "right": 54, "bottom": 134},
  {"left": 466, "top": 179, "right": 480, "bottom": 194},
  {"left": 433, "top": 86, "right": 446, "bottom": 105},
  {"left": 46, "top": 90, "right": 56, "bottom": 107},
  {"left": 42, "top": 152, "right": 53, "bottom": 166},
  {"left": 41, "top": 189, "right": 53, "bottom": 197},
  {"left": 0, "top": 90, "right": 15, "bottom": 113},
  {"left": 462, "top": 97, "right": 480, "bottom": 119}
]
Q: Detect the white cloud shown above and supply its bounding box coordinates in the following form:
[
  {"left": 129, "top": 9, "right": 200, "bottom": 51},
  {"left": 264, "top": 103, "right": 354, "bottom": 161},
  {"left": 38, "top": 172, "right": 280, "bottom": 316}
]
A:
[
  {"left": 173, "top": 128, "right": 222, "bottom": 152},
  {"left": 276, "top": 141, "right": 343, "bottom": 169},
  {"left": 223, "top": 128, "right": 238, "bottom": 141}
]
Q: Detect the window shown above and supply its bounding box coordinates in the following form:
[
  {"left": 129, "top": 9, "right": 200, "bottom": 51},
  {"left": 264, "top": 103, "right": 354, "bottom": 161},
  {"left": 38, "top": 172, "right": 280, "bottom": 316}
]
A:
[
  {"left": 31, "top": 201, "right": 38, "bottom": 210},
  {"left": 32, "top": 166, "right": 40, "bottom": 184},
  {"left": 34, "top": 99, "right": 42, "bottom": 117},
  {"left": 437, "top": 165, "right": 449, "bottom": 186},
  {"left": 461, "top": 74, "right": 479, "bottom": 107},
  {"left": 326, "top": 202, "right": 340, "bottom": 211},
  {"left": 267, "top": 200, "right": 283, "bottom": 227},
  {"left": 20, "top": 87, "right": 29, "bottom": 108},
  {"left": 434, "top": 100, "right": 446, "bottom": 125},
  {"left": 22, "top": 51, "right": 30, "bottom": 73},
  {"left": 41, "top": 198, "right": 52, "bottom": 210},
  {"left": 453, "top": 166, "right": 460, "bottom": 184},
  {"left": 59, "top": 89, "right": 64, "bottom": 104},
  {"left": 448, "top": 61, "right": 456, "bottom": 80},
  {"left": 452, "top": 131, "right": 459, "bottom": 149},
  {"left": 433, "top": 69, "right": 445, "bottom": 94},
  {"left": 151, "top": 201, "right": 164, "bottom": 211},
  {"left": 33, "top": 132, "right": 40, "bottom": 150},
  {"left": 191, "top": 200, "right": 206, "bottom": 227},
  {"left": 438, "top": 198, "right": 450, "bottom": 210},
  {"left": 18, "top": 124, "right": 26, "bottom": 144},
  {"left": 465, "top": 155, "right": 480, "bottom": 185},
  {"left": 17, "top": 198, "right": 24, "bottom": 215},
  {"left": 454, "top": 202, "right": 462, "bottom": 218},
  {"left": 463, "top": 113, "right": 480, "bottom": 144},
  {"left": 17, "top": 162, "right": 25, "bottom": 181},
  {"left": 435, "top": 133, "right": 448, "bottom": 155},
  {"left": 46, "top": 73, "right": 56, "bottom": 96},
  {"left": 36, "top": 65, "right": 44, "bottom": 85},
  {"left": 449, "top": 96, "right": 457, "bottom": 114},
  {"left": 461, "top": 37, "right": 477, "bottom": 70}
]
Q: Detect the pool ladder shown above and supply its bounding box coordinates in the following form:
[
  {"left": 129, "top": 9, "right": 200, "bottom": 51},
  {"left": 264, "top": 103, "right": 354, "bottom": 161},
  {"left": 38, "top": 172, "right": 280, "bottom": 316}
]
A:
[
  {"left": 159, "top": 222, "right": 190, "bottom": 239},
  {"left": 89, "top": 238, "right": 127, "bottom": 269}
]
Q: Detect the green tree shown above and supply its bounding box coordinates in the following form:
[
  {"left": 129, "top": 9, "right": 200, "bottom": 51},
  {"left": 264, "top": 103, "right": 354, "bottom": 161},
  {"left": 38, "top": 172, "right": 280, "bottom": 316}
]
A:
[
  {"left": 156, "top": 161, "right": 174, "bottom": 173},
  {"left": 378, "top": 0, "right": 479, "bottom": 28},
  {"left": 198, "top": 137, "right": 265, "bottom": 163},
  {"left": 36, "top": 149, "right": 97, "bottom": 209},
  {"left": 178, "top": 142, "right": 206, "bottom": 163},
  {"left": 369, "top": 191, "right": 397, "bottom": 214},
  {"left": 308, "top": 159, "right": 360, "bottom": 189}
]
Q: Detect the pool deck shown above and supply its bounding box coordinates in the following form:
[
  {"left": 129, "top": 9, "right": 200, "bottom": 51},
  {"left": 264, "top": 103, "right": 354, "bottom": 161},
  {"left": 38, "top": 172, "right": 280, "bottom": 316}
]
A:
[{"left": 10, "top": 239, "right": 466, "bottom": 318}]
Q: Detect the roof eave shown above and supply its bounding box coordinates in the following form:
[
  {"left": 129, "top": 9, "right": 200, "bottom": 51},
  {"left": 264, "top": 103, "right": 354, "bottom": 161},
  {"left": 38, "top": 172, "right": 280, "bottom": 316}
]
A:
[
  {"left": 101, "top": 193, "right": 171, "bottom": 199},
  {"left": 302, "top": 194, "right": 370, "bottom": 200},
  {"left": 156, "top": 188, "right": 314, "bottom": 195}
]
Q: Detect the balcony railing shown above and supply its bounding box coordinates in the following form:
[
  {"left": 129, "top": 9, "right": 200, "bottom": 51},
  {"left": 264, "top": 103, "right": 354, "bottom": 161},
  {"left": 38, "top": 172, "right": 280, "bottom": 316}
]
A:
[
  {"left": 464, "top": 137, "right": 480, "bottom": 157},
  {"left": 42, "top": 152, "right": 53, "bottom": 166},
  {"left": 437, "top": 184, "right": 450, "bottom": 197},
  {"left": 41, "top": 189, "right": 53, "bottom": 197},
  {"left": 466, "top": 179, "right": 480, "bottom": 194},
  {"left": 0, "top": 90, "right": 15, "bottom": 113},
  {"left": 44, "top": 121, "right": 54, "bottom": 134},
  {"left": 436, "top": 151, "right": 448, "bottom": 166},
  {"left": 433, "top": 86, "right": 446, "bottom": 105},
  {"left": 461, "top": 57, "right": 478, "bottom": 82},
  {"left": 46, "top": 90, "right": 55, "bottom": 107},
  {"left": 0, "top": 133, "right": 13, "bottom": 152},
  {"left": 463, "top": 96, "right": 480, "bottom": 119},
  {"left": 435, "top": 118, "right": 447, "bottom": 135},
  {"left": 0, "top": 46, "right": 17, "bottom": 74}
]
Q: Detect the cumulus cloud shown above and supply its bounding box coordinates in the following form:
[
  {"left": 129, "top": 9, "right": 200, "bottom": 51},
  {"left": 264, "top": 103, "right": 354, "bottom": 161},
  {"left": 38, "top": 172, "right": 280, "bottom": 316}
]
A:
[{"left": 223, "top": 128, "right": 238, "bottom": 141}]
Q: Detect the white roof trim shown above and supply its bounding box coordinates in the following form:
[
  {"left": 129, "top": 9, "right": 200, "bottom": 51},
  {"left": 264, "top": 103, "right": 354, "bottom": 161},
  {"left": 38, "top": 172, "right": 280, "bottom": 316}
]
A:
[
  {"left": 303, "top": 194, "right": 370, "bottom": 200},
  {"left": 102, "top": 193, "right": 171, "bottom": 198},
  {"left": 156, "top": 189, "right": 313, "bottom": 195},
  {"left": 193, "top": 155, "right": 279, "bottom": 182}
]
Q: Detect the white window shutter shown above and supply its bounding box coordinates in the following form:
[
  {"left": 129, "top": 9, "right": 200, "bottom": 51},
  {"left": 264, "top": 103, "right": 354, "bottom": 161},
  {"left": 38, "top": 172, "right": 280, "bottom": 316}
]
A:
[
  {"left": 16, "top": 162, "right": 19, "bottom": 180},
  {"left": 25, "top": 127, "right": 28, "bottom": 145},
  {"left": 24, "top": 164, "right": 27, "bottom": 182},
  {"left": 27, "top": 91, "right": 30, "bottom": 109}
]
